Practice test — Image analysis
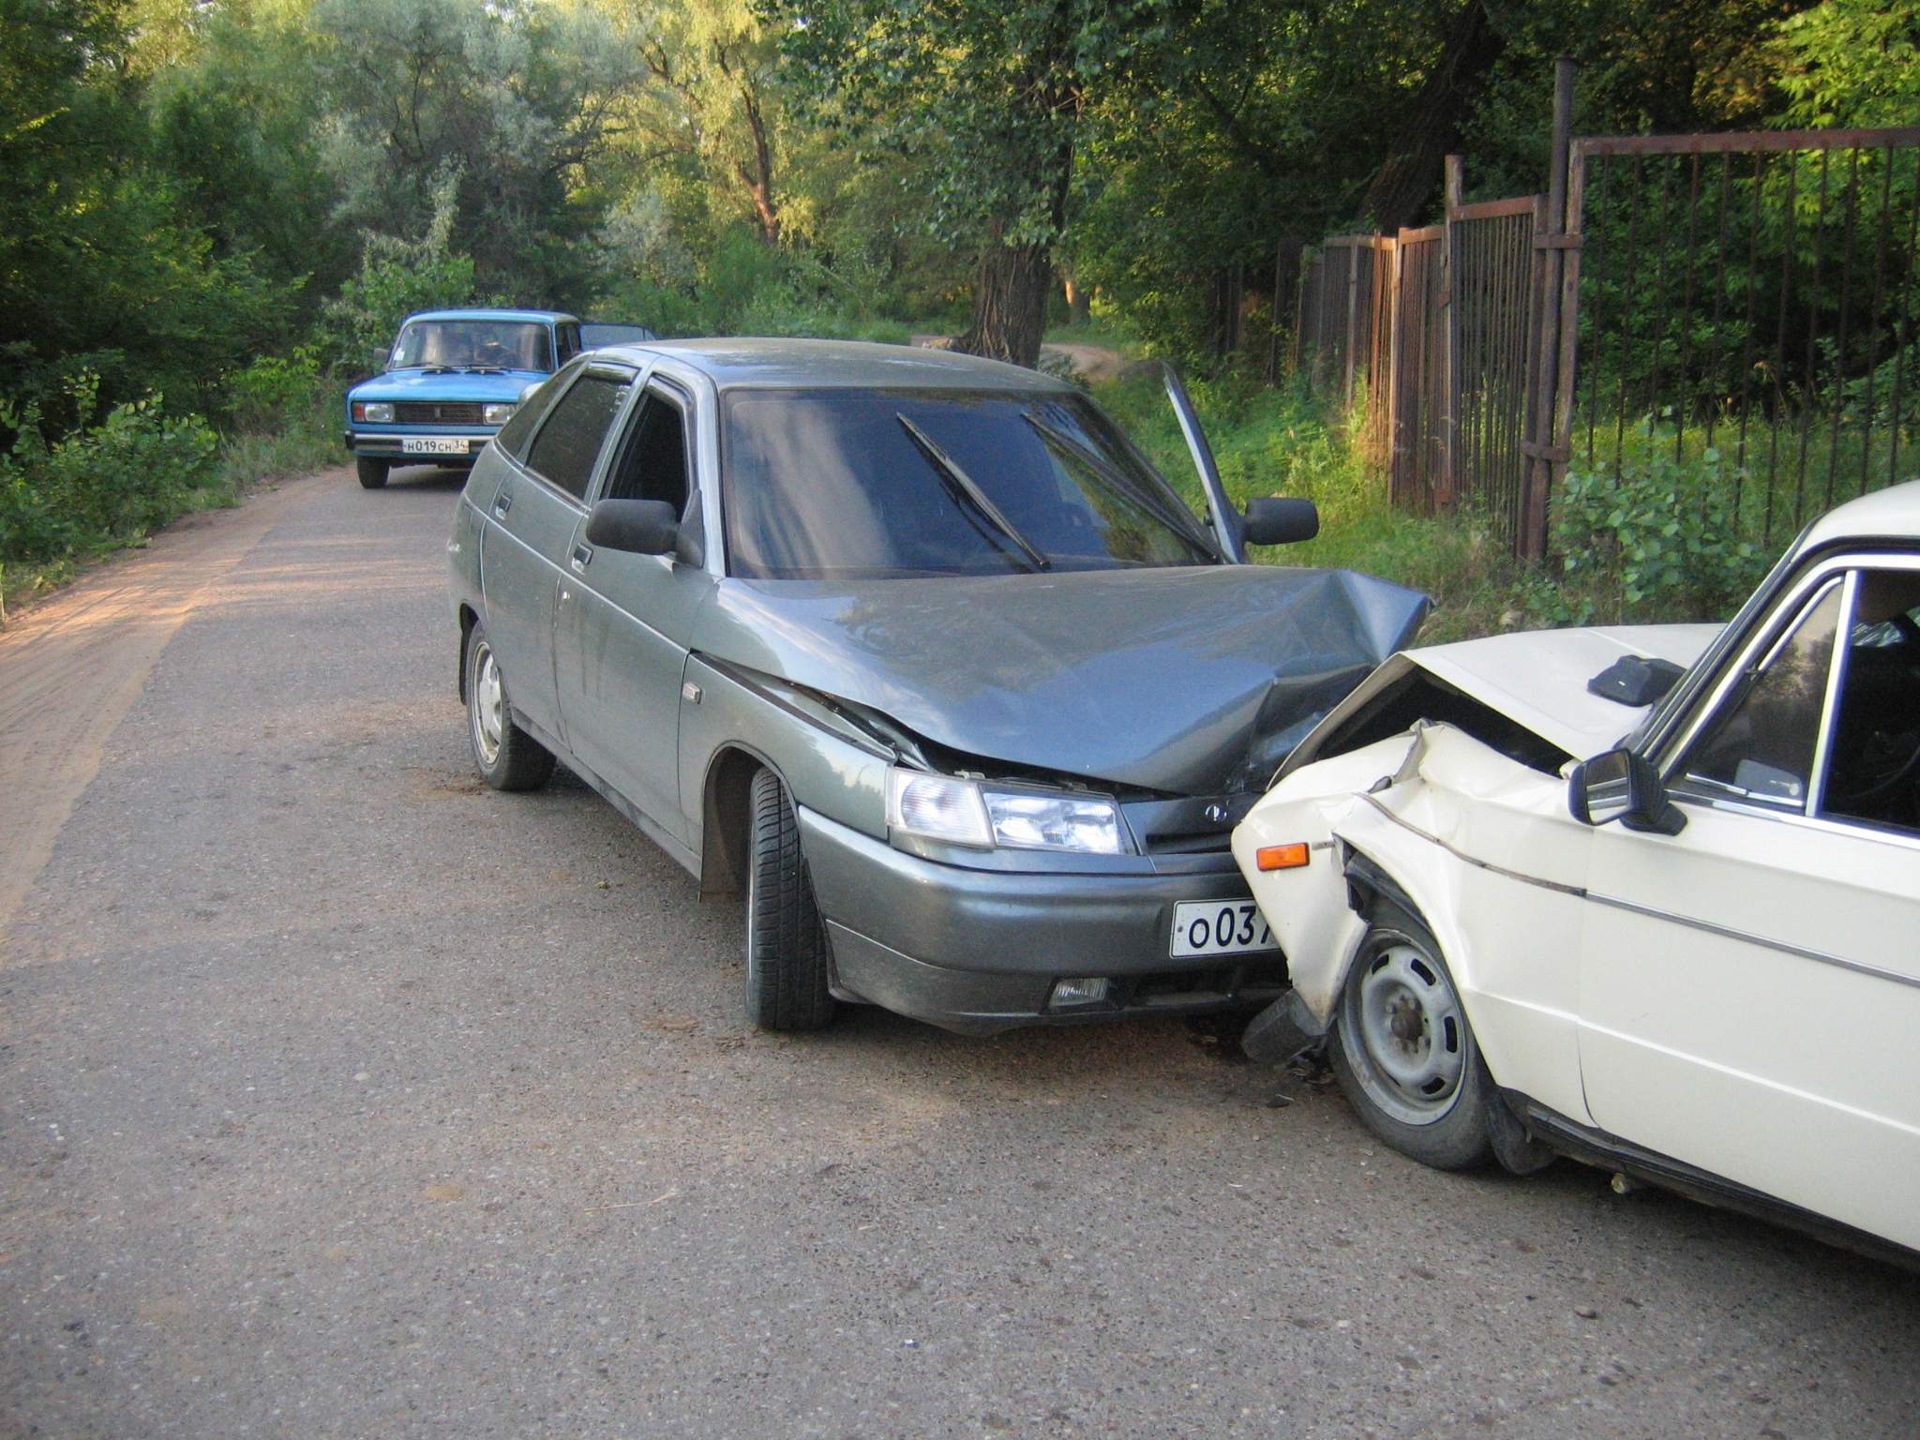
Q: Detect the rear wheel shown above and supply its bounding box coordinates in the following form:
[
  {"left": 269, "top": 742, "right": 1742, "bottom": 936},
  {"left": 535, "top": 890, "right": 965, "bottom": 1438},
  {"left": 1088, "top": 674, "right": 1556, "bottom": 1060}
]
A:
[
  {"left": 464, "top": 623, "right": 555, "bottom": 792},
  {"left": 1329, "top": 908, "right": 1495, "bottom": 1170},
  {"left": 356, "top": 455, "right": 389, "bottom": 489},
  {"left": 744, "top": 767, "right": 834, "bottom": 1032}
]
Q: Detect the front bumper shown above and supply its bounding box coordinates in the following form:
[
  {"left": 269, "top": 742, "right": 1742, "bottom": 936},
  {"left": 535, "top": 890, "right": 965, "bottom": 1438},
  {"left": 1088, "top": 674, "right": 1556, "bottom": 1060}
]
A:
[
  {"left": 344, "top": 429, "right": 491, "bottom": 463},
  {"left": 798, "top": 807, "right": 1288, "bottom": 1035}
]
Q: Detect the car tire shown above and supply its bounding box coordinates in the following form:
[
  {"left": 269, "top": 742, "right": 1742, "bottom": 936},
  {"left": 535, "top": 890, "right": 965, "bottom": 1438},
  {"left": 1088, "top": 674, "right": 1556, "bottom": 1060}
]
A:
[
  {"left": 356, "top": 456, "right": 390, "bottom": 489},
  {"left": 1329, "top": 906, "right": 1496, "bottom": 1171},
  {"left": 744, "top": 766, "right": 834, "bottom": 1032},
  {"left": 464, "top": 623, "right": 555, "bottom": 792}
]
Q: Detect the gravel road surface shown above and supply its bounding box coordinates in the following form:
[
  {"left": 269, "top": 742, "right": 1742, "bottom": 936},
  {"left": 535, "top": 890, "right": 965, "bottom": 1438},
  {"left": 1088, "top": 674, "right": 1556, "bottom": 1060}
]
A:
[{"left": 2, "top": 468, "right": 1916, "bottom": 1438}]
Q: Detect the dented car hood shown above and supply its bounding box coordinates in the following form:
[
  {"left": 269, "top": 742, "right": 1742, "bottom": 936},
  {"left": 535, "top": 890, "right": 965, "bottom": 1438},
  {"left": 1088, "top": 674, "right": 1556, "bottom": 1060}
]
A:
[
  {"left": 697, "top": 566, "right": 1430, "bottom": 795},
  {"left": 1290, "top": 621, "right": 1724, "bottom": 773}
]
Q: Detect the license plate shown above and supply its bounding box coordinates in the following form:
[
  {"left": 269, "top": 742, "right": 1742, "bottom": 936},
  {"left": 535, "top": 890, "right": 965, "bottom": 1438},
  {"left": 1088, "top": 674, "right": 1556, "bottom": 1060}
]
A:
[
  {"left": 402, "top": 435, "right": 470, "bottom": 455},
  {"left": 1170, "top": 900, "right": 1278, "bottom": 958}
]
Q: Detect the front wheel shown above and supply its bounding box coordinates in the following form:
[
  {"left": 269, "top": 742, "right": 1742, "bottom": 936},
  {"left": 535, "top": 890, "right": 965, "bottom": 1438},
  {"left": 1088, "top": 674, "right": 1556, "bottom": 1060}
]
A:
[
  {"left": 356, "top": 455, "right": 390, "bottom": 489},
  {"left": 744, "top": 767, "right": 834, "bottom": 1032},
  {"left": 464, "top": 623, "right": 555, "bottom": 792},
  {"left": 1329, "top": 909, "right": 1495, "bottom": 1171}
]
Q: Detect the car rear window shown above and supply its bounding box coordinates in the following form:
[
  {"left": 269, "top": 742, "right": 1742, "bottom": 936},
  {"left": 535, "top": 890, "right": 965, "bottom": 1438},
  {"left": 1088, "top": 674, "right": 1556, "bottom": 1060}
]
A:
[{"left": 721, "top": 389, "right": 1220, "bottom": 580}]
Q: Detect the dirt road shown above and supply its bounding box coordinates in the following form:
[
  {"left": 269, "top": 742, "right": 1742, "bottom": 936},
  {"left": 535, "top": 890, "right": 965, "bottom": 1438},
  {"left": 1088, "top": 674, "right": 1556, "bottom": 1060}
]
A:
[{"left": 3, "top": 468, "right": 1917, "bottom": 1438}]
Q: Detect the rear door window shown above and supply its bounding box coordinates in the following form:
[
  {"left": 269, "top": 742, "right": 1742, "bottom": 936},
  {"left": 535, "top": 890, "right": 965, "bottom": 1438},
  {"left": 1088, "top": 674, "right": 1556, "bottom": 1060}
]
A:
[{"left": 524, "top": 368, "right": 634, "bottom": 501}]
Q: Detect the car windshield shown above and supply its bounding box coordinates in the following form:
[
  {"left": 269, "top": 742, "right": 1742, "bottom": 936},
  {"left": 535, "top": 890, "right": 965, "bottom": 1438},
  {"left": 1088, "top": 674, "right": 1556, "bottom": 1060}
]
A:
[
  {"left": 390, "top": 320, "right": 551, "bottom": 372},
  {"left": 721, "top": 388, "right": 1222, "bottom": 579}
]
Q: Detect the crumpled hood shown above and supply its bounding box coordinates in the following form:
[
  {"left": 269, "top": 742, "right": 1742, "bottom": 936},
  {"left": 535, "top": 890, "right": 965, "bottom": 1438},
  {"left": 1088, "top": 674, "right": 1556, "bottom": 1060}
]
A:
[
  {"left": 1290, "top": 621, "right": 1724, "bottom": 773},
  {"left": 697, "top": 566, "right": 1430, "bottom": 795}
]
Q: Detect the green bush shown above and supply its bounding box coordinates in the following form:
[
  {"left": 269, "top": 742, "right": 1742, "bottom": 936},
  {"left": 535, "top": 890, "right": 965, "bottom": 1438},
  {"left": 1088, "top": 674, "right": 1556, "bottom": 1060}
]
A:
[
  {"left": 1549, "top": 447, "right": 1772, "bottom": 625},
  {"left": 0, "top": 374, "right": 221, "bottom": 583}
]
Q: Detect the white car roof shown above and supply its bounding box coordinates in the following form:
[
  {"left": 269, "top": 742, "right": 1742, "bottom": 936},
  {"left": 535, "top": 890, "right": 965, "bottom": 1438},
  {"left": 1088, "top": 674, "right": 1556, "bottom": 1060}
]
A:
[{"left": 1801, "top": 478, "right": 1920, "bottom": 551}]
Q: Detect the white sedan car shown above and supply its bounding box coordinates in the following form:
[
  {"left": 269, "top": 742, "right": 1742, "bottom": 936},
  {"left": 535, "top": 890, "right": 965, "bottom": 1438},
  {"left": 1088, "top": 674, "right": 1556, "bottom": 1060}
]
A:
[{"left": 1232, "top": 480, "right": 1920, "bottom": 1264}]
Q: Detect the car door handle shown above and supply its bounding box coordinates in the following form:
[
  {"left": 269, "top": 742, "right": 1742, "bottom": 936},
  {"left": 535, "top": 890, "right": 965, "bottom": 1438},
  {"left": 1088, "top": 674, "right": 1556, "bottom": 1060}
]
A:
[
  {"left": 492, "top": 489, "right": 513, "bottom": 518},
  {"left": 570, "top": 543, "right": 593, "bottom": 572}
]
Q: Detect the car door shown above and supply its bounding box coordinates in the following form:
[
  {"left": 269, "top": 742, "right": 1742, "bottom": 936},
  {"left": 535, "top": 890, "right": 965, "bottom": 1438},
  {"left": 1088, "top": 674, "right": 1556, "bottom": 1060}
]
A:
[
  {"left": 1575, "top": 557, "right": 1920, "bottom": 1248},
  {"left": 475, "top": 363, "right": 634, "bottom": 745},
  {"left": 552, "top": 376, "right": 713, "bottom": 847}
]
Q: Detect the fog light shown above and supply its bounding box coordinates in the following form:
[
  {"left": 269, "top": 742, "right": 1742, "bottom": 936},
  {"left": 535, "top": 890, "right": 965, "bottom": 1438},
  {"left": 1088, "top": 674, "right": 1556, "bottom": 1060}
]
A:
[{"left": 1049, "top": 977, "right": 1111, "bottom": 1008}]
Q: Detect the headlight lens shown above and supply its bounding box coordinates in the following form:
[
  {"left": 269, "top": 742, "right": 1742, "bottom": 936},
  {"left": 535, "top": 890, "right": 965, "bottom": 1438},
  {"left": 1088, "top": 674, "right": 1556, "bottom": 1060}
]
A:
[
  {"left": 356, "top": 402, "right": 394, "bottom": 423},
  {"left": 983, "top": 790, "right": 1123, "bottom": 853},
  {"left": 886, "top": 768, "right": 1124, "bottom": 854},
  {"left": 887, "top": 770, "right": 990, "bottom": 848},
  {"left": 483, "top": 402, "right": 516, "bottom": 426}
]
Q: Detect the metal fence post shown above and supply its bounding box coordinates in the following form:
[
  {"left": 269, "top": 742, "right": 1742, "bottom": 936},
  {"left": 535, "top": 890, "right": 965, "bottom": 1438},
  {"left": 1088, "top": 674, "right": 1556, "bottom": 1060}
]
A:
[
  {"left": 1442, "top": 155, "right": 1464, "bottom": 509},
  {"left": 1521, "top": 56, "right": 1577, "bottom": 561}
]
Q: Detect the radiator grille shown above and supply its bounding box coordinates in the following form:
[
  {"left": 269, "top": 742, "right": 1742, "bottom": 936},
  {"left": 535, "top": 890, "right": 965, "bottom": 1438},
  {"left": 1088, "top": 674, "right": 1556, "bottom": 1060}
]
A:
[{"left": 394, "top": 401, "right": 485, "bottom": 425}]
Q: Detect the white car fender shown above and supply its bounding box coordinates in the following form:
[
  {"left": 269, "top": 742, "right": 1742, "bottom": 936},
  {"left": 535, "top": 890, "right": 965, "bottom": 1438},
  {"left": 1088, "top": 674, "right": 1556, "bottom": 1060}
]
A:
[
  {"left": 1237, "top": 723, "right": 1596, "bottom": 1124},
  {"left": 1234, "top": 730, "right": 1423, "bottom": 1025}
]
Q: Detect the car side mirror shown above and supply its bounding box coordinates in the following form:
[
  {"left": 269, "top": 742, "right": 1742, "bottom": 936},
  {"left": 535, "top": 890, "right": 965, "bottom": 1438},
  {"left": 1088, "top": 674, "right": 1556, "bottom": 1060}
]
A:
[
  {"left": 1568, "top": 747, "right": 1686, "bottom": 835},
  {"left": 586, "top": 498, "right": 679, "bottom": 556},
  {"left": 1243, "top": 497, "right": 1319, "bottom": 547}
]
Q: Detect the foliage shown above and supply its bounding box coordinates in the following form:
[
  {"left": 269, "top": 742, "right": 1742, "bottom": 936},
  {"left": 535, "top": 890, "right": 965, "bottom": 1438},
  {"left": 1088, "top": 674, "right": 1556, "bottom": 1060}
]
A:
[
  {"left": 309, "top": 0, "right": 644, "bottom": 307},
  {"left": 1547, "top": 445, "right": 1772, "bottom": 623},
  {"left": 0, "top": 0, "right": 297, "bottom": 420},
  {"left": 596, "top": 221, "right": 915, "bottom": 340},
  {"left": 768, "top": 0, "right": 1172, "bottom": 361},
  {"left": 316, "top": 176, "right": 478, "bottom": 371},
  {"left": 0, "top": 375, "right": 221, "bottom": 582},
  {"left": 1773, "top": 0, "right": 1920, "bottom": 127},
  {"left": 225, "top": 348, "right": 328, "bottom": 435}
]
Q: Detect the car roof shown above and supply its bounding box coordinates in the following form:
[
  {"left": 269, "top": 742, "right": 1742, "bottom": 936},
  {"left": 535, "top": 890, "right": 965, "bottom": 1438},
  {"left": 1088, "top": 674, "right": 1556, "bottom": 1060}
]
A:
[
  {"left": 402, "top": 308, "right": 578, "bottom": 325},
  {"left": 1800, "top": 477, "right": 1920, "bottom": 552},
  {"left": 593, "top": 337, "right": 1078, "bottom": 392}
]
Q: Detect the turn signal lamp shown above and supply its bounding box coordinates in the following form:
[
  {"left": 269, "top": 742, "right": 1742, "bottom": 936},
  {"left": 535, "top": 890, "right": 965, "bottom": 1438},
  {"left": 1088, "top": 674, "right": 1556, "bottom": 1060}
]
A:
[{"left": 1255, "top": 842, "right": 1311, "bottom": 872}]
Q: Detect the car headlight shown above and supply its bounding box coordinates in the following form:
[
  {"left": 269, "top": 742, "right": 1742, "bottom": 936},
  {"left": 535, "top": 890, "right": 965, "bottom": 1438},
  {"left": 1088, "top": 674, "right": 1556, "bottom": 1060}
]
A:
[
  {"left": 483, "top": 402, "right": 516, "bottom": 426},
  {"left": 886, "top": 768, "right": 1125, "bottom": 854},
  {"left": 355, "top": 402, "right": 394, "bottom": 423}
]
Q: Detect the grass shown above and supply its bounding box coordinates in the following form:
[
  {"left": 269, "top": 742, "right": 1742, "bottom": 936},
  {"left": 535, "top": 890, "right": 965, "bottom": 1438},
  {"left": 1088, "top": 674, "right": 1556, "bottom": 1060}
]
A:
[
  {"left": 1089, "top": 368, "right": 1918, "bottom": 643},
  {"left": 1094, "top": 371, "right": 1531, "bottom": 642}
]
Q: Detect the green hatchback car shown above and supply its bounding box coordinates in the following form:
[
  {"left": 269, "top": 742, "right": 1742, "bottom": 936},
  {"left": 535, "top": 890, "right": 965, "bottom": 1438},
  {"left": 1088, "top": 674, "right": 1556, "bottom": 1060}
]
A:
[{"left": 448, "top": 339, "right": 1427, "bottom": 1033}]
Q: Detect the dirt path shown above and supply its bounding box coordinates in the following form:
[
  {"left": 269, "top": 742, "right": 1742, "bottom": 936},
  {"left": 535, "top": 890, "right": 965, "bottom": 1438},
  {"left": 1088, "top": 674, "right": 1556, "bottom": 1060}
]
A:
[
  {"left": 911, "top": 334, "right": 1131, "bottom": 382},
  {"left": 0, "top": 471, "right": 330, "bottom": 953}
]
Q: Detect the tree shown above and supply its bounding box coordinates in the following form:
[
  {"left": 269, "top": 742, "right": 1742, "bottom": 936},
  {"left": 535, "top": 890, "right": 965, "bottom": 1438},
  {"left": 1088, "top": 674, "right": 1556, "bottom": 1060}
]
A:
[
  {"left": 0, "top": 0, "right": 292, "bottom": 418},
  {"left": 772, "top": 0, "right": 1169, "bottom": 366},
  {"left": 612, "top": 0, "right": 791, "bottom": 245},
  {"left": 310, "top": 0, "right": 644, "bottom": 305}
]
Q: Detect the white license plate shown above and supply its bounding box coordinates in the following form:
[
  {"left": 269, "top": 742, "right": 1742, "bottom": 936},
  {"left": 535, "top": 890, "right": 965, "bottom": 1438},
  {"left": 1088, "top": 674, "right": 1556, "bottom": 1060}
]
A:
[
  {"left": 402, "top": 435, "right": 471, "bottom": 455},
  {"left": 1170, "top": 900, "right": 1277, "bottom": 958}
]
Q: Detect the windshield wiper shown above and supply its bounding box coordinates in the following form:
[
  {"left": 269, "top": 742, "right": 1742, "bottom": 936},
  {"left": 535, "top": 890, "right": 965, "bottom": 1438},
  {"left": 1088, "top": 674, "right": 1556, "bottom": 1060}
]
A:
[
  {"left": 1020, "top": 412, "right": 1224, "bottom": 562},
  {"left": 896, "top": 413, "right": 1050, "bottom": 573}
]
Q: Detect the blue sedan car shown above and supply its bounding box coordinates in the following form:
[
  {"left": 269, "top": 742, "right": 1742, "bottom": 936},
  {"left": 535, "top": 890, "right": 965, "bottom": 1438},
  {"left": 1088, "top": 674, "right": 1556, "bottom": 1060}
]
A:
[{"left": 345, "top": 309, "right": 584, "bottom": 489}]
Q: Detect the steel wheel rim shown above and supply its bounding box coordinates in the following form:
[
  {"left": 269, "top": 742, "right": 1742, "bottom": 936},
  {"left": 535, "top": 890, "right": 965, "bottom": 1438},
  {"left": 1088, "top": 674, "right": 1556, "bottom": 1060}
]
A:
[
  {"left": 1345, "top": 939, "right": 1467, "bottom": 1127},
  {"left": 471, "top": 643, "right": 505, "bottom": 767}
]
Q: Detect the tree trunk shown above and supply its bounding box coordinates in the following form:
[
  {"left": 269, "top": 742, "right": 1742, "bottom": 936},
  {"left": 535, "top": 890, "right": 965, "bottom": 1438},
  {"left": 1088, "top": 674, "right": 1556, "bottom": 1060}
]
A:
[
  {"left": 1063, "top": 274, "right": 1090, "bottom": 326},
  {"left": 1360, "top": 0, "right": 1505, "bottom": 232},
  {"left": 957, "top": 240, "right": 1053, "bottom": 368},
  {"left": 735, "top": 83, "right": 781, "bottom": 246}
]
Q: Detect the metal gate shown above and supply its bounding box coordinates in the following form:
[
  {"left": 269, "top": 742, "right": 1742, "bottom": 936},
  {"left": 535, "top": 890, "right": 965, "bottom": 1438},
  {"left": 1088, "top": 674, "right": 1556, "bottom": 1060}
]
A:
[{"left": 1565, "top": 128, "right": 1920, "bottom": 546}]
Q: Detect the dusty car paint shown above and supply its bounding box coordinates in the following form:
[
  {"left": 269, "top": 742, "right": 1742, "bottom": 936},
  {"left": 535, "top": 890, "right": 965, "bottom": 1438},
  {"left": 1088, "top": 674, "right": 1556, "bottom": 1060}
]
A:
[{"left": 1232, "top": 479, "right": 1920, "bottom": 1261}]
